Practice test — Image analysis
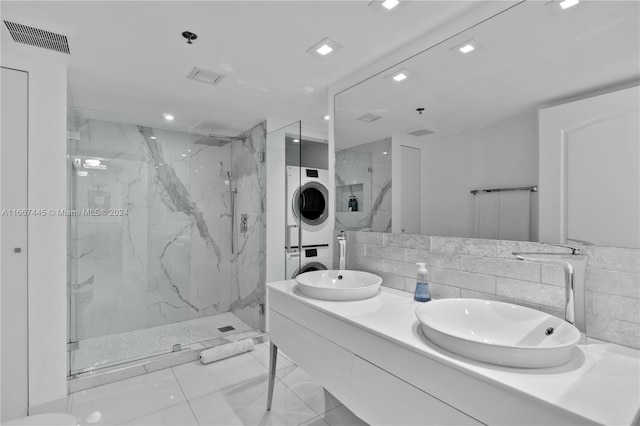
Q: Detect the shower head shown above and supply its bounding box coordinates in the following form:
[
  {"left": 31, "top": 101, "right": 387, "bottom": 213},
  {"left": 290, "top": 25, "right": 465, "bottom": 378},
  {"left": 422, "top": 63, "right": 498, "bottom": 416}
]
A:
[
  {"left": 193, "top": 135, "right": 234, "bottom": 146},
  {"left": 194, "top": 132, "right": 246, "bottom": 147}
]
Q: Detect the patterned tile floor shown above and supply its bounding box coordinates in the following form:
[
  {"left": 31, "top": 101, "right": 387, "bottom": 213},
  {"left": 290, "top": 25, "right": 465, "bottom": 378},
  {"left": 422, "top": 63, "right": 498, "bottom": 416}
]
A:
[
  {"left": 65, "top": 343, "right": 369, "bottom": 425},
  {"left": 71, "top": 313, "right": 255, "bottom": 373}
]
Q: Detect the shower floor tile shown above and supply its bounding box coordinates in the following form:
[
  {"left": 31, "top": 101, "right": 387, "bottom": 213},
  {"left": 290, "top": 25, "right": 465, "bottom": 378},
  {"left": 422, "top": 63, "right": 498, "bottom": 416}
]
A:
[{"left": 70, "top": 312, "right": 255, "bottom": 373}]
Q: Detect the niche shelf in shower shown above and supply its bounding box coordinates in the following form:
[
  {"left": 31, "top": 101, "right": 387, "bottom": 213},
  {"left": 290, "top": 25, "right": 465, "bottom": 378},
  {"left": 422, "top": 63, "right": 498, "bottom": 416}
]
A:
[{"left": 336, "top": 183, "right": 363, "bottom": 212}]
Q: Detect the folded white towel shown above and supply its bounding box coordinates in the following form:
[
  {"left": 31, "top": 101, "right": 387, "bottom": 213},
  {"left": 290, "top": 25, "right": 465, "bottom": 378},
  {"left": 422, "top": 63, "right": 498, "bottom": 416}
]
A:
[{"left": 199, "top": 338, "right": 255, "bottom": 364}]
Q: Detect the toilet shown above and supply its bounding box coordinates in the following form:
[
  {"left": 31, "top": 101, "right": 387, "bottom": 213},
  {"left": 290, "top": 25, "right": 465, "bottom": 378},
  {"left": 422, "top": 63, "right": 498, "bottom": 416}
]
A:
[{"left": 3, "top": 413, "right": 78, "bottom": 425}]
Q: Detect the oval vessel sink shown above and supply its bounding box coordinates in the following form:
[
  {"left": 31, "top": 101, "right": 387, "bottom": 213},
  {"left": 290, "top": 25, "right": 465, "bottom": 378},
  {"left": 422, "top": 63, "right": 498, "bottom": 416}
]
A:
[
  {"left": 416, "top": 298, "right": 581, "bottom": 368},
  {"left": 295, "top": 270, "right": 382, "bottom": 301}
]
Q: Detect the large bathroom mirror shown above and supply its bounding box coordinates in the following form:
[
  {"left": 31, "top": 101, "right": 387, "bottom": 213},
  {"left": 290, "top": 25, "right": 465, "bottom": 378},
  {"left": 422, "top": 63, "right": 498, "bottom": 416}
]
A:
[{"left": 334, "top": 0, "right": 639, "bottom": 248}]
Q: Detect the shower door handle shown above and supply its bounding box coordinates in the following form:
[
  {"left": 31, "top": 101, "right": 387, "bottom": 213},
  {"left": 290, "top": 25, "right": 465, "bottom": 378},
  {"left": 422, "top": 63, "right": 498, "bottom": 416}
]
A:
[{"left": 285, "top": 224, "right": 298, "bottom": 253}]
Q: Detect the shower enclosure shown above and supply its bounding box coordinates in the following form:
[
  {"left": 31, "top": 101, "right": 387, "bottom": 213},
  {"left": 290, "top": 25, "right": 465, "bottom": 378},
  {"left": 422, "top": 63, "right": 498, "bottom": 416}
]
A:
[{"left": 67, "top": 108, "right": 267, "bottom": 376}]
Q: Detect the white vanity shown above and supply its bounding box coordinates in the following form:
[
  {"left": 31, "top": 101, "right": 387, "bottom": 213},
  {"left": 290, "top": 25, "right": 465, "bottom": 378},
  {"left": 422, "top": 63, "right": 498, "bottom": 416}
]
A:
[{"left": 267, "top": 280, "right": 640, "bottom": 425}]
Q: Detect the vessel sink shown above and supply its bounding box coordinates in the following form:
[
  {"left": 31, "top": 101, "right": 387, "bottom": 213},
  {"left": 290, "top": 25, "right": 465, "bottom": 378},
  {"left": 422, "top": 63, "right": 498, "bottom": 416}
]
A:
[
  {"left": 416, "top": 298, "right": 581, "bottom": 368},
  {"left": 295, "top": 270, "right": 382, "bottom": 301}
]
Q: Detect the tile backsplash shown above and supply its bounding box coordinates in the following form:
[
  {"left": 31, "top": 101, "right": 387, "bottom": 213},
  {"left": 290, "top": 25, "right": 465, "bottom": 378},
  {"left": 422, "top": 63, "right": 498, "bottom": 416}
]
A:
[{"left": 338, "top": 231, "right": 640, "bottom": 349}]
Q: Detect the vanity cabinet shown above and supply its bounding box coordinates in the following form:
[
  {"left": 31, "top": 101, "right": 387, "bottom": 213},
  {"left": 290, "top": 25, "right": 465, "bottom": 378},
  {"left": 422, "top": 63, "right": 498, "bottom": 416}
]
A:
[
  {"left": 269, "top": 310, "right": 354, "bottom": 409},
  {"left": 267, "top": 281, "right": 640, "bottom": 426},
  {"left": 269, "top": 306, "right": 479, "bottom": 425}
]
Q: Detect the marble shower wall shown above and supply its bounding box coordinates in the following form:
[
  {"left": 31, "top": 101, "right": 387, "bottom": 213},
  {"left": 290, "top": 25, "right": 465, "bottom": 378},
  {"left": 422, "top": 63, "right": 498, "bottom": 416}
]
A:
[
  {"left": 335, "top": 139, "right": 392, "bottom": 232},
  {"left": 371, "top": 144, "right": 392, "bottom": 233},
  {"left": 68, "top": 112, "right": 265, "bottom": 341},
  {"left": 228, "top": 122, "right": 267, "bottom": 331},
  {"left": 335, "top": 149, "right": 372, "bottom": 231}
]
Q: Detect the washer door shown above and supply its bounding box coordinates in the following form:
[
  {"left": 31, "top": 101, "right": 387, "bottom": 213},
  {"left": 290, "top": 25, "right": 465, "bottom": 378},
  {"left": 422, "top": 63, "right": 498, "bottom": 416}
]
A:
[
  {"left": 293, "top": 182, "right": 329, "bottom": 226},
  {"left": 294, "top": 261, "right": 328, "bottom": 278}
]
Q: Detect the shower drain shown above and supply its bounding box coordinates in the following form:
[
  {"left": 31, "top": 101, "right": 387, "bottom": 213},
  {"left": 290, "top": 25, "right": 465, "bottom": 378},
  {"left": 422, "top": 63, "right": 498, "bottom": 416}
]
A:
[{"left": 218, "top": 325, "right": 235, "bottom": 333}]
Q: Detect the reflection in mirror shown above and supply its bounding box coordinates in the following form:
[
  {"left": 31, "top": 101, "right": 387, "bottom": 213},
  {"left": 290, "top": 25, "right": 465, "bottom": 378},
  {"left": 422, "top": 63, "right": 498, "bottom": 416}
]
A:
[
  {"left": 334, "top": 1, "right": 639, "bottom": 247},
  {"left": 335, "top": 138, "right": 391, "bottom": 232}
]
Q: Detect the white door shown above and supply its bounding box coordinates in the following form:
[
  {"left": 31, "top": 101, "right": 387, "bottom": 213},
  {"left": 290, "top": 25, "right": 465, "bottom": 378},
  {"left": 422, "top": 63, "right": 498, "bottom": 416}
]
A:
[
  {"left": 1, "top": 67, "right": 29, "bottom": 421},
  {"left": 539, "top": 85, "right": 640, "bottom": 248},
  {"left": 401, "top": 145, "right": 420, "bottom": 234}
]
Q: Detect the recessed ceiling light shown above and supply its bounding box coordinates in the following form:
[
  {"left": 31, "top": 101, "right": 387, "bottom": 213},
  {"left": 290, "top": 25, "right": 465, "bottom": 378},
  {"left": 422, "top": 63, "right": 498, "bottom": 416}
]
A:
[
  {"left": 293, "top": 139, "right": 300, "bottom": 143},
  {"left": 382, "top": 151, "right": 389, "bottom": 155},
  {"left": 163, "top": 113, "right": 174, "bottom": 121},
  {"left": 459, "top": 44, "right": 474, "bottom": 54},
  {"left": 316, "top": 44, "right": 333, "bottom": 56},
  {"left": 450, "top": 39, "right": 484, "bottom": 56},
  {"left": 369, "top": 0, "right": 402, "bottom": 13},
  {"left": 545, "top": 0, "right": 580, "bottom": 14},
  {"left": 384, "top": 68, "right": 411, "bottom": 83},
  {"left": 306, "top": 37, "right": 343, "bottom": 59},
  {"left": 559, "top": 0, "right": 579, "bottom": 9},
  {"left": 84, "top": 159, "right": 101, "bottom": 167},
  {"left": 324, "top": 115, "right": 330, "bottom": 120},
  {"left": 381, "top": 0, "right": 400, "bottom": 10},
  {"left": 181, "top": 154, "right": 187, "bottom": 157},
  {"left": 393, "top": 72, "right": 408, "bottom": 82},
  {"left": 150, "top": 136, "right": 157, "bottom": 140}
]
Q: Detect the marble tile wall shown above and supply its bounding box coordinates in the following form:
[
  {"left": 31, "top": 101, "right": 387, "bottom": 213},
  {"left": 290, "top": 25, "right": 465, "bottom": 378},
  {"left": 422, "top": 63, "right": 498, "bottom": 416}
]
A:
[
  {"left": 342, "top": 231, "right": 640, "bottom": 349},
  {"left": 228, "top": 122, "right": 267, "bottom": 331},
  {"left": 68, "top": 112, "right": 265, "bottom": 342},
  {"left": 370, "top": 148, "right": 392, "bottom": 233},
  {"left": 335, "top": 149, "right": 372, "bottom": 231},
  {"left": 335, "top": 139, "right": 391, "bottom": 232}
]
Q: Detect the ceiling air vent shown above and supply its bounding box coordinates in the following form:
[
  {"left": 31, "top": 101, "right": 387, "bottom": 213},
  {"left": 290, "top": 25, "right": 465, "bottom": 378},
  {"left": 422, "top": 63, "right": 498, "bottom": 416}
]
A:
[
  {"left": 407, "top": 129, "right": 435, "bottom": 137},
  {"left": 356, "top": 113, "right": 383, "bottom": 123},
  {"left": 3, "top": 20, "right": 71, "bottom": 54},
  {"left": 187, "top": 67, "right": 226, "bottom": 86}
]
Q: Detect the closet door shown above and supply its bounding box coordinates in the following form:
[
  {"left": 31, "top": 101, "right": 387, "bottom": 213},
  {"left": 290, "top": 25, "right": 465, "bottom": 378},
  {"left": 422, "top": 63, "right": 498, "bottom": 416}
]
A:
[{"left": 1, "top": 66, "right": 29, "bottom": 421}]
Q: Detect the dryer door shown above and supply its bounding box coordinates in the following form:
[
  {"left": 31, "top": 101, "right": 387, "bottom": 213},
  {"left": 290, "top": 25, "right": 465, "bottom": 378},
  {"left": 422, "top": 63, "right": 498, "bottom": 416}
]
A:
[
  {"left": 294, "top": 261, "right": 328, "bottom": 278},
  {"left": 294, "top": 181, "right": 329, "bottom": 226}
]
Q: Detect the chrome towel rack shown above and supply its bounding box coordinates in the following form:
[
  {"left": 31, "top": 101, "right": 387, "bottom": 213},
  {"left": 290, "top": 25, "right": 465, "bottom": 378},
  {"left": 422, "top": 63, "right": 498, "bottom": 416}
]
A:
[{"left": 470, "top": 185, "right": 537, "bottom": 195}]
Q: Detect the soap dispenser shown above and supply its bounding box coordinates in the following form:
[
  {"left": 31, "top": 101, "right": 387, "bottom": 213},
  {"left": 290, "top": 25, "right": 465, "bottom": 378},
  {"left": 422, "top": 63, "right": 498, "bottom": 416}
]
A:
[{"left": 414, "top": 262, "right": 431, "bottom": 302}]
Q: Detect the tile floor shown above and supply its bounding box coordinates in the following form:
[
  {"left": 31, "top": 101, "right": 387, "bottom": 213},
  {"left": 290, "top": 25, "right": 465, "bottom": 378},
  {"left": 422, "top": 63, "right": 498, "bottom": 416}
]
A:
[{"left": 66, "top": 343, "right": 369, "bottom": 426}]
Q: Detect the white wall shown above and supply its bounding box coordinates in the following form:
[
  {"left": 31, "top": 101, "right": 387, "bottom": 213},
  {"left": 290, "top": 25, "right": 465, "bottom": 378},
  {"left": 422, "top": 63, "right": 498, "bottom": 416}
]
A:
[
  {"left": 418, "top": 111, "right": 538, "bottom": 239},
  {"left": 1, "top": 50, "right": 68, "bottom": 410}
]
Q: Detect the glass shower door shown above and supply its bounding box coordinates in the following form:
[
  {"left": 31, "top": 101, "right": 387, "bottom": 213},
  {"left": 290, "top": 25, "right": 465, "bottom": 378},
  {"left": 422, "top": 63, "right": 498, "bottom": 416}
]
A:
[
  {"left": 67, "top": 108, "right": 270, "bottom": 376},
  {"left": 66, "top": 109, "right": 197, "bottom": 375}
]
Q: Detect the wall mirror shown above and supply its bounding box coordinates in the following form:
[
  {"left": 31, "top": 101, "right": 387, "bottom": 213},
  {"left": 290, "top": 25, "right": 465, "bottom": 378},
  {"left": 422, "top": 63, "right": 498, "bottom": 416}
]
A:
[{"left": 334, "top": 0, "right": 639, "bottom": 248}]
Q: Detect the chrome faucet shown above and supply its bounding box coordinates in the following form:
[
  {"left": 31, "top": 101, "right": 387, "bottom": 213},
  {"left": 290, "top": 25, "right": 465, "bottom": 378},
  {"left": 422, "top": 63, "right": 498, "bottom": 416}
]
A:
[
  {"left": 512, "top": 248, "right": 588, "bottom": 342},
  {"left": 337, "top": 231, "right": 346, "bottom": 270}
]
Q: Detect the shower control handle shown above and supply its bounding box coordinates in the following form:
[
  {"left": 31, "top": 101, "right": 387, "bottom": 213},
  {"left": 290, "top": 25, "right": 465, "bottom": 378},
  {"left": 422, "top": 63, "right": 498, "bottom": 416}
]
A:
[{"left": 240, "top": 214, "right": 248, "bottom": 234}]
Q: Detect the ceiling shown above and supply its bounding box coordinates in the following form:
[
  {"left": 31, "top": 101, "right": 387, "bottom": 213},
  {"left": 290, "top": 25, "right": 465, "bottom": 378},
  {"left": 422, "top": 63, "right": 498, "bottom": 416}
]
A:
[
  {"left": 334, "top": 0, "right": 640, "bottom": 149},
  {"left": 0, "top": 0, "right": 482, "bottom": 138}
]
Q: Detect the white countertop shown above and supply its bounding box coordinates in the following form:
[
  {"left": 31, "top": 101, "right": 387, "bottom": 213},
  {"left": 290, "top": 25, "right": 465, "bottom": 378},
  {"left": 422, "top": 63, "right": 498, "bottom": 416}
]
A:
[{"left": 268, "top": 280, "right": 640, "bottom": 426}]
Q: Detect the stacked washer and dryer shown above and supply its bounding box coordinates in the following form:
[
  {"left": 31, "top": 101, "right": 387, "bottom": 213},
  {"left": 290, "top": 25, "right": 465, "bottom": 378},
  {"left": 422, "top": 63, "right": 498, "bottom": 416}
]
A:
[{"left": 286, "top": 166, "right": 332, "bottom": 278}]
